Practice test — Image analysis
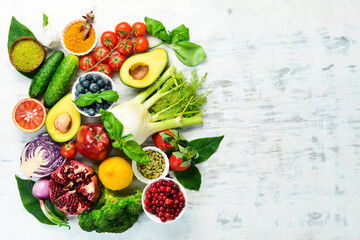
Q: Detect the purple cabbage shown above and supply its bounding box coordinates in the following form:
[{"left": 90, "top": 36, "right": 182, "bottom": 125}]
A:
[{"left": 20, "top": 133, "right": 66, "bottom": 178}]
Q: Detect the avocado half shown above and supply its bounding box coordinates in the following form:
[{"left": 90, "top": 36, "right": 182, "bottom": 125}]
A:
[
  {"left": 45, "top": 93, "right": 81, "bottom": 142},
  {"left": 119, "top": 48, "right": 168, "bottom": 88}
]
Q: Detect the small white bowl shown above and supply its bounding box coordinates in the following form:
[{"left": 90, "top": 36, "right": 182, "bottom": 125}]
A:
[
  {"left": 142, "top": 177, "right": 187, "bottom": 224},
  {"left": 132, "top": 146, "right": 169, "bottom": 184},
  {"left": 61, "top": 19, "right": 98, "bottom": 56},
  {"left": 71, "top": 72, "right": 116, "bottom": 117}
]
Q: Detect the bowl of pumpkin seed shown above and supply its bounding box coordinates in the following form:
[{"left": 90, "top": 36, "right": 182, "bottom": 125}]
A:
[{"left": 132, "top": 146, "right": 170, "bottom": 184}]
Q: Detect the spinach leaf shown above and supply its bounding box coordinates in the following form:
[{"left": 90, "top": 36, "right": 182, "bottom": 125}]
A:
[
  {"left": 189, "top": 136, "right": 224, "bottom": 164},
  {"left": 15, "top": 176, "right": 55, "bottom": 225},
  {"left": 8, "top": 16, "right": 38, "bottom": 79},
  {"left": 100, "top": 109, "right": 123, "bottom": 140},
  {"left": 170, "top": 41, "right": 207, "bottom": 66},
  {"left": 174, "top": 165, "right": 201, "bottom": 191},
  {"left": 170, "top": 24, "right": 189, "bottom": 43},
  {"left": 123, "top": 140, "right": 150, "bottom": 164},
  {"left": 144, "top": 17, "right": 166, "bottom": 37},
  {"left": 158, "top": 30, "right": 172, "bottom": 43}
]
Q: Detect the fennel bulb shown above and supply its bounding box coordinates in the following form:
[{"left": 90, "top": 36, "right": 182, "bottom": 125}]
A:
[{"left": 109, "top": 65, "right": 208, "bottom": 144}]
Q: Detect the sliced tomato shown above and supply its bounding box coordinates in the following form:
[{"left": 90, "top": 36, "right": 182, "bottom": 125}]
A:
[{"left": 12, "top": 98, "right": 46, "bottom": 132}]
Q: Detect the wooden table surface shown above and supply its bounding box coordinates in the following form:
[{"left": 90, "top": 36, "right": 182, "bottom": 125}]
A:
[{"left": 1, "top": 0, "right": 360, "bottom": 239}]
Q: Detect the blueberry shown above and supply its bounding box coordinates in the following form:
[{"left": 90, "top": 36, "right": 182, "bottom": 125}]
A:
[
  {"left": 94, "top": 101, "right": 101, "bottom": 111},
  {"left": 103, "top": 79, "right": 110, "bottom": 86},
  {"left": 89, "top": 83, "right": 100, "bottom": 93},
  {"left": 97, "top": 79, "right": 105, "bottom": 88},
  {"left": 104, "top": 85, "right": 111, "bottom": 90},
  {"left": 85, "top": 89, "right": 91, "bottom": 94},
  {"left": 85, "top": 74, "right": 92, "bottom": 80},
  {"left": 79, "top": 76, "right": 85, "bottom": 84},
  {"left": 93, "top": 75, "right": 101, "bottom": 81},
  {"left": 76, "top": 84, "right": 85, "bottom": 93},
  {"left": 87, "top": 108, "right": 96, "bottom": 116},
  {"left": 75, "top": 92, "right": 83, "bottom": 98},
  {"left": 100, "top": 88, "right": 106, "bottom": 92},
  {"left": 82, "top": 80, "right": 90, "bottom": 88}
]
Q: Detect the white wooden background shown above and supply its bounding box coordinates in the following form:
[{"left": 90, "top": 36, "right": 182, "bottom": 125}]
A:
[{"left": 1, "top": 0, "right": 360, "bottom": 239}]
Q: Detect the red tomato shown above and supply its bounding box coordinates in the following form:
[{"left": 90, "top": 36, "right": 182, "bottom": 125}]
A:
[
  {"left": 79, "top": 55, "right": 96, "bottom": 71},
  {"left": 93, "top": 46, "right": 110, "bottom": 63},
  {"left": 108, "top": 53, "right": 126, "bottom": 71},
  {"left": 116, "top": 38, "right": 134, "bottom": 56},
  {"left": 94, "top": 63, "right": 112, "bottom": 77},
  {"left": 100, "top": 31, "right": 118, "bottom": 49},
  {"left": 76, "top": 124, "right": 112, "bottom": 161},
  {"left": 134, "top": 37, "right": 149, "bottom": 53},
  {"left": 61, "top": 142, "right": 77, "bottom": 158},
  {"left": 115, "top": 22, "right": 132, "bottom": 38},
  {"left": 132, "top": 22, "right": 147, "bottom": 37}
]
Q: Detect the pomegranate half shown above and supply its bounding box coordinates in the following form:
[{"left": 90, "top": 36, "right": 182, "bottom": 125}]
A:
[{"left": 49, "top": 160, "right": 100, "bottom": 215}]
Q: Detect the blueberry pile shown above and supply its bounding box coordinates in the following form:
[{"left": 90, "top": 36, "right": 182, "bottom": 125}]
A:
[{"left": 74, "top": 74, "right": 113, "bottom": 116}]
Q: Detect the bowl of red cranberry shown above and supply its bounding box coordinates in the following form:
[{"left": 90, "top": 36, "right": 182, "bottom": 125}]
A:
[{"left": 142, "top": 177, "right": 187, "bottom": 223}]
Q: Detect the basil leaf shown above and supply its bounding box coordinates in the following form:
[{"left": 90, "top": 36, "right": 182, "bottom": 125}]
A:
[
  {"left": 170, "top": 24, "right": 189, "bottom": 43},
  {"left": 170, "top": 41, "right": 207, "bottom": 66},
  {"left": 188, "top": 136, "right": 224, "bottom": 164},
  {"left": 8, "top": 17, "right": 38, "bottom": 79},
  {"left": 174, "top": 165, "right": 201, "bottom": 191},
  {"left": 15, "top": 176, "right": 55, "bottom": 225},
  {"left": 121, "top": 134, "right": 134, "bottom": 142},
  {"left": 144, "top": 17, "right": 166, "bottom": 36},
  {"left": 159, "top": 30, "right": 172, "bottom": 44},
  {"left": 100, "top": 109, "right": 123, "bottom": 140},
  {"left": 112, "top": 139, "right": 123, "bottom": 149},
  {"left": 99, "top": 90, "right": 119, "bottom": 102},
  {"left": 123, "top": 140, "right": 150, "bottom": 164},
  {"left": 74, "top": 93, "right": 97, "bottom": 107}
]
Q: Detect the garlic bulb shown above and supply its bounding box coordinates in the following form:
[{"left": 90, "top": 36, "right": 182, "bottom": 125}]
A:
[{"left": 41, "top": 13, "right": 60, "bottom": 49}]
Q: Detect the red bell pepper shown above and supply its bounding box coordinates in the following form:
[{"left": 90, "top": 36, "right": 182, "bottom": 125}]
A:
[{"left": 76, "top": 123, "right": 112, "bottom": 161}]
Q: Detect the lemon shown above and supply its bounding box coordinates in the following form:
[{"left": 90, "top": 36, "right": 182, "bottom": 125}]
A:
[{"left": 98, "top": 157, "right": 133, "bottom": 190}]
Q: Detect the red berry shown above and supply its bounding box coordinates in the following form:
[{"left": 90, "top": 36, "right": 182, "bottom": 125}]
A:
[
  {"left": 165, "top": 213, "right": 171, "bottom": 219},
  {"left": 159, "top": 186, "right": 165, "bottom": 192},
  {"left": 165, "top": 186, "right": 172, "bottom": 193},
  {"left": 161, "top": 217, "right": 167, "bottom": 222},
  {"left": 165, "top": 199, "right": 172, "bottom": 205},
  {"left": 144, "top": 199, "right": 150, "bottom": 205}
]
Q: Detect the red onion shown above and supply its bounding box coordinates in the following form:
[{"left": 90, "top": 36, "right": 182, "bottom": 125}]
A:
[{"left": 32, "top": 177, "right": 50, "bottom": 199}]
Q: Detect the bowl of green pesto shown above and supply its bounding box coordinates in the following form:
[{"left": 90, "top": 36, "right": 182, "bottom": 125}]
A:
[{"left": 9, "top": 36, "right": 46, "bottom": 72}]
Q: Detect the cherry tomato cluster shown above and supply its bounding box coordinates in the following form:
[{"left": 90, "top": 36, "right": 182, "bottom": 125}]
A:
[{"left": 79, "top": 22, "right": 149, "bottom": 77}]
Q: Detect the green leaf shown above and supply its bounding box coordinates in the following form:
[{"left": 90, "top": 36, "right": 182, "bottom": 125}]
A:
[
  {"left": 159, "top": 132, "right": 175, "bottom": 143},
  {"left": 170, "top": 41, "right": 207, "bottom": 66},
  {"left": 112, "top": 139, "right": 123, "bottom": 149},
  {"left": 99, "top": 90, "right": 119, "bottom": 102},
  {"left": 45, "top": 200, "right": 65, "bottom": 221},
  {"left": 144, "top": 17, "right": 166, "bottom": 36},
  {"left": 179, "top": 160, "right": 191, "bottom": 167},
  {"left": 159, "top": 30, "right": 172, "bottom": 43},
  {"left": 173, "top": 151, "right": 184, "bottom": 158},
  {"left": 188, "top": 136, "right": 224, "bottom": 164},
  {"left": 42, "top": 13, "right": 48, "bottom": 28},
  {"left": 15, "top": 176, "right": 55, "bottom": 225},
  {"left": 73, "top": 92, "right": 97, "bottom": 107},
  {"left": 123, "top": 140, "right": 150, "bottom": 164},
  {"left": 178, "top": 145, "right": 188, "bottom": 154},
  {"left": 100, "top": 109, "right": 123, "bottom": 140},
  {"left": 170, "top": 24, "right": 189, "bottom": 43},
  {"left": 174, "top": 165, "right": 201, "bottom": 191},
  {"left": 8, "top": 17, "right": 38, "bottom": 79}
]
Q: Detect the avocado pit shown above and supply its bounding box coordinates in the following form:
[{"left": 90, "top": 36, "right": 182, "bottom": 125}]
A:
[
  {"left": 129, "top": 64, "right": 149, "bottom": 80},
  {"left": 54, "top": 112, "right": 72, "bottom": 133}
]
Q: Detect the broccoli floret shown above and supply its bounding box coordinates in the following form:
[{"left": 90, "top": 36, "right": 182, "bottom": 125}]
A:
[{"left": 78, "top": 187, "right": 143, "bottom": 233}]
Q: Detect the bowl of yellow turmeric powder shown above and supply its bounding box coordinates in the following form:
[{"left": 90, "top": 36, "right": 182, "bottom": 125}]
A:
[{"left": 61, "top": 19, "right": 98, "bottom": 56}]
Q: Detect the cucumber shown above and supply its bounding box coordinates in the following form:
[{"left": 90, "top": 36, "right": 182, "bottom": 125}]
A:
[
  {"left": 29, "top": 51, "right": 65, "bottom": 99},
  {"left": 44, "top": 55, "right": 79, "bottom": 108}
]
